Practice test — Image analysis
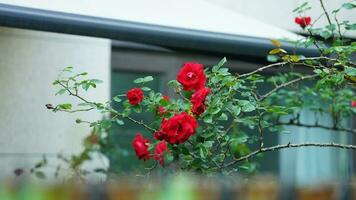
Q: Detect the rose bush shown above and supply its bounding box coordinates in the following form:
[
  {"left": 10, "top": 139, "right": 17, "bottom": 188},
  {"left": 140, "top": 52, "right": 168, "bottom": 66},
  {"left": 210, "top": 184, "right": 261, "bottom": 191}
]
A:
[{"left": 47, "top": 1, "right": 355, "bottom": 177}]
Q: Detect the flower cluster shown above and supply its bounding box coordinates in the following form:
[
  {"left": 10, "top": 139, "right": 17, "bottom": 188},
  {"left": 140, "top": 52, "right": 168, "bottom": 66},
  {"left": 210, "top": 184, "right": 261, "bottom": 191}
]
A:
[{"left": 128, "top": 62, "right": 210, "bottom": 166}]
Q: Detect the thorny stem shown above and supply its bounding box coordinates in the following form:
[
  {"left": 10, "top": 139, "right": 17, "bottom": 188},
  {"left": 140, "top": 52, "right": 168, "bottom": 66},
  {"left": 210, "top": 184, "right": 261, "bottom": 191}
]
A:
[{"left": 224, "top": 142, "right": 356, "bottom": 168}]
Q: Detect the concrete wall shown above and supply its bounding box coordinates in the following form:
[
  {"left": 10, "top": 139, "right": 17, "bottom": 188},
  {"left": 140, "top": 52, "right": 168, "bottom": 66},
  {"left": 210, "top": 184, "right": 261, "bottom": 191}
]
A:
[
  {"left": 0, "top": 27, "right": 111, "bottom": 180},
  {"left": 205, "top": 0, "right": 356, "bottom": 38}
]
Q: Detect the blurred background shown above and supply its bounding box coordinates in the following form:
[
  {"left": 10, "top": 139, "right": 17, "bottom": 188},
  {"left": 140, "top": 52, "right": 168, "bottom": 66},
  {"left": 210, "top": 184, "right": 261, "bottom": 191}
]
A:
[{"left": 0, "top": 0, "right": 355, "bottom": 196}]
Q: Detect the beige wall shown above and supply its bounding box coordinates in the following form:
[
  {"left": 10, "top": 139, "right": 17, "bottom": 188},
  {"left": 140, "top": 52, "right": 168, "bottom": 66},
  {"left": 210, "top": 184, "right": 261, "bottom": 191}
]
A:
[{"left": 0, "top": 27, "right": 111, "bottom": 180}]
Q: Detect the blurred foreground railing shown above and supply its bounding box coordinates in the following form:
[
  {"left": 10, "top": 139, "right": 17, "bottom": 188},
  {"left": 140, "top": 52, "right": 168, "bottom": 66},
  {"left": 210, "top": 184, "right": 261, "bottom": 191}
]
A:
[{"left": 1, "top": 174, "right": 356, "bottom": 200}]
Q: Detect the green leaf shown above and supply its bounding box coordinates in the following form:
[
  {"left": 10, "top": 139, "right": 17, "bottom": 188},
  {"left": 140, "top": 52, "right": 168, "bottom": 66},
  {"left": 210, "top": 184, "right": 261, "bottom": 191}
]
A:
[
  {"left": 269, "top": 48, "right": 287, "bottom": 55},
  {"left": 203, "top": 115, "right": 213, "bottom": 124},
  {"left": 122, "top": 108, "right": 131, "bottom": 117},
  {"left": 320, "top": 30, "right": 332, "bottom": 39},
  {"left": 217, "top": 113, "right": 228, "bottom": 120},
  {"left": 203, "top": 141, "right": 214, "bottom": 148},
  {"left": 228, "top": 104, "right": 241, "bottom": 116},
  {"left": 212, "top": 57, "right": 227, "bottom": 72},
  {"left": 218, "top": 57, "right": 227, "bottom": 67},
  {"left": 267, "top": 55, "right": 279, "bottom": 62},
  {"left": 116, "top": 119, "right": 124, "bottom": 125},
  {"left": 313, "top": 69, "right": 323, "bottom": 74},
  {"left": 238, "top": 100, "right": 255, "bottom": 112},
  {"left": 134, "top": 76, "right": 153, "bottom": 84},
  {"left": 342, "top": 3, "right": 356, "bottom": 9},
  {"left": 141, "top": 87, "right": 151, "bottom": 91},
  {"left": 199, "top": 148, "right": 206, "bottom": 159},
  {"left": 35, "top": 171, "right": 46, "bottom": 179},
  {"left": 101, "top": 120, "right": 112, "bottom": 129},
  {"left": 62, "top": 66, "right": 73, "bottom": 72},
  {"left": 58, "top": 103, "right": 72, "bottom": 110},
  {"left": 201, "top": 132, "right": 214, "bottom": 138},
  {"left": 82, "top": 83, "right": 90, "bottom": 91},
  {"left": 218, "top": 68, "right": 230, "bottom": 75},
  {"left": 231, "top": 134, "right": 249, "bottom": 144},
  {"left": 113, "top": 96, "right": 122, "bottom": 103},
  {"left": 345, "top": 66, "right": 356, "bottom": 76},
  {"left": 345, "top": 23, "right": 356, "bottom": 30},
  {"left": 242, "top": 103, "right": 255, "bottom": 112},
  {"left": 133, "top": 105, "right": 142, "bottom": 113},
  {"left": 55, "top": 88, "right": 67, "bottom": 95},
  {"left": 167, "top": 80, "right": 182, "bottom": 88},
  {"left": 90, "top": 79, "right": 103, "bottom": 84},
  {"left": 164, "top": 154, "right": 174, "bottom": 165}
]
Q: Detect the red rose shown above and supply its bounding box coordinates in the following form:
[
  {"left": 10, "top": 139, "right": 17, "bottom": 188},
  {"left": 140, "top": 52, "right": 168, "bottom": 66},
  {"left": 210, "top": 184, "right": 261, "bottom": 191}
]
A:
[
  {"left": 177, "top": 62, "right": 206, "bottom": 91},
  {"left": 295, "top": 16, "right": 311, "bottom": 29},
  {"left": 352, "top": 100, "right": 356, "bottom": 107},
  {"left": 191, "top": 87, "right": 211, "bottom": 116},
  {"left": 158, "top": 106, "right": 166, "bottom": 116},
  {"left": 160, "top": 112, "right": 198, "bottom": 144},
  {"left": 154, "top": 141, "right": 168, "bottom": 166},
  {"left": 192, "top": 103, "right": 206, "bottom": 116},
  {"left": 132, "top": 133, "right": 150, "bottom": 160},
  {"left": 154, "top": 130, "right": 164, "bottom": 140},
  {"left": 126, "top": 88, "right": 144, "bottom": 105},
  {"left": 163, "top": 95, "right": 170, "bottom": 101}
]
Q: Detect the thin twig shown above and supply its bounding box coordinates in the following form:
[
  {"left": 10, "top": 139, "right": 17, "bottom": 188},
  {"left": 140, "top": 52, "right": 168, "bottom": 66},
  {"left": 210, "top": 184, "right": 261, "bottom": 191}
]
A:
[
  {"left": 224, "top": 142, "right": 356, "bottom": 168},
  {"left": 306, "top": 29, "right": 324, "bottom": 54},
  {"left": 319, "top": 0, "right": 333, "bottom": 27},
  {"left": 259, "top": 74, "right": 319, "bottom": 101},
  {"left": 58, "top": 108, "right": 94, "bottom": 113},
  {"left": 277, "top": 121, "right": 356, "bottom": 134},
  {"left": 58, "top": 81, "right": 90, "bottom": 104},
  {"left": 238, "top": 62, "right": 288, "bottom": 78},
  {"left": 238, "top": 57, "right": 336, "bottom": 78}
]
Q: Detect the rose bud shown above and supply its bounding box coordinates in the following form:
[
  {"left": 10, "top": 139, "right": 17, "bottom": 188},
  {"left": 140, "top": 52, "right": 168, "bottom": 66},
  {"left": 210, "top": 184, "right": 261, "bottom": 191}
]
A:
[{"left": 45, "top": 104, "right": 54, "bottom": 109}]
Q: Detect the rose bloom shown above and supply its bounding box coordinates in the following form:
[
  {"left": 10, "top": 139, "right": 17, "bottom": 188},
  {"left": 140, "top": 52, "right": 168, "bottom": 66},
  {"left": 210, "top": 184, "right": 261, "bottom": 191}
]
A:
[
  {"left": 163, "top": 95, "right": 170, "bottom": 101},
  {"left": 295, "top": 16, "right": 311, "bottom": 29},
  {"left": 154, "top": 141, "right": 168, "bottom": 166},
  {"left": 177, "top": 62, "right": 206, "bottom": 91},
  {"left": 191, "top": 87, "right": 211, "bottom": 116},
  {"left": 160, "top": 112, "right": 198, "bottom": 144},
  {"left": 132, "top": 133, "right": 150, "bottom": 160},
  {"left": 352, "top": 100, "right": 356, "bottom": 107},
  {"left": 126, "top": 88, "right": 144, "bottom": 105}
]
